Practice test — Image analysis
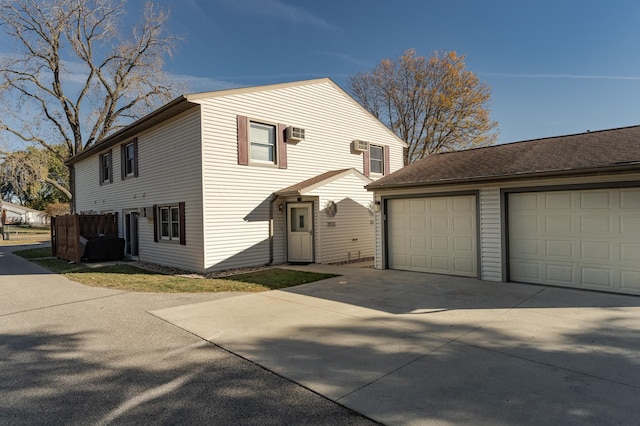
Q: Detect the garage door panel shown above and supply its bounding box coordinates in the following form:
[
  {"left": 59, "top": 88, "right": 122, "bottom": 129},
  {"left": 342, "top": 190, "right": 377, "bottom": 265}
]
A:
[
  {"left": 546, "top": 240, "right": 573, "bottom": 257},
  {"left": 581, "top": 216, "right": 612, "bottom": 233},
  {"left": 580, "top": 241, "right": 612, "bottom": 261},
  {"left": 545, "top": 264, "right": 575, "bottom": 285},
  {"left": 620, "top": 215, "right": 640, "bottom": 234},
  {"left": 454, "top": 258, "right": 474, "bottom": 274},
  {"left": 545, "top": 215, "right": 573, "bottom": 233},
  {"left": 581, "top": 267, "right": 612, "bottom": 288},
  {"left": 620, "top": 189, "right": 640, "bottom": 208},
  {"left": 545, "top": 192, "right": 573, "bottom": 209},
  {"left": 511, "top": 238, "right": 540, "bottom": 256},
  {"left": 620, "top": 242, "right": 640, "bottom": 263},
  {"left": 510, "top": 261, "right": 541, "bottom": 282},
  {"left": 388, "top": 196, "right": 477, "bottom": 277},
  {"left": 580, "top": 191, "right": 611, "bottom": 209},
  {"left": 509, "top": 188, "right": 640, "bottom": 295},
  {"left": 621, "top": 271, "right": 640, "bottom": 290}
]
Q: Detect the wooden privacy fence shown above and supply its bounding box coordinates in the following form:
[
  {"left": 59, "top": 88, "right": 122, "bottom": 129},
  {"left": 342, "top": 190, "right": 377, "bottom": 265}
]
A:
[{"left": 51, "top": 214, "right": 118, "bottom": 263}]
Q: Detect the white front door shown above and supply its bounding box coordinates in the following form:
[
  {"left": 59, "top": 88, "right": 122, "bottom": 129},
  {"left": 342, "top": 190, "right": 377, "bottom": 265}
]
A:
[{"left": 287, "top": 203, "right": 314, "bottom": 263}]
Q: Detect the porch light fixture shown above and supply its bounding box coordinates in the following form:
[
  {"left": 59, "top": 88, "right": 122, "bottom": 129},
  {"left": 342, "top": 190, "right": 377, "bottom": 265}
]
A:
[{"left": 278, "top": 203, "right": 284, "bottom": 213}]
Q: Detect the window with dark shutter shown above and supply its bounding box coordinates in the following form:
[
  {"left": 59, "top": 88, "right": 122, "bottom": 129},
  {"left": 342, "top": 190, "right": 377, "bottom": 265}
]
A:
[
  {"left": 99, "top": 150, "right": 113, "bottom": 185},
  {"left": 121, "top": 138, "right": 138, "bottom": 180}
]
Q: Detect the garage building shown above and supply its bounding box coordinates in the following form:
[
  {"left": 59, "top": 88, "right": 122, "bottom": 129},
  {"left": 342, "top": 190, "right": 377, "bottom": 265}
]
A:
[{"left": 367, "top": 125, "right": 640, "bottom": 296}]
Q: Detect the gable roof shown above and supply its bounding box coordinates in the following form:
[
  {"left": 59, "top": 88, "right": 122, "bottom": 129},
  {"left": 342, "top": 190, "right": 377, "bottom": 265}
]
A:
[
  {"left": 68, "top": 78, "right": 405, "bottom": 165},
  {"left": 2, "top": 201, "right": 46, "bottom": 215},
  {"left": 367, "top": 125, "right": 640, "bottom": 190},
  {"left": 275, "top": 168, "right": 372, "bottom": 196}
]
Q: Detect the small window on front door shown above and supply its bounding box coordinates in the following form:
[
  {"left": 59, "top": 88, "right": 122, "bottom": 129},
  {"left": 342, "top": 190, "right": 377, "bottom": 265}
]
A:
[{"left": 290, "top": 207, "right": 309, "bottom": 232}]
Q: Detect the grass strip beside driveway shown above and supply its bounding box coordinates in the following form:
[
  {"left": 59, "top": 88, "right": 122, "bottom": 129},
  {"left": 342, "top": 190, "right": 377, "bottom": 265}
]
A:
[{"left": 15, "top": 253, "right": 337, "bottom": 293}]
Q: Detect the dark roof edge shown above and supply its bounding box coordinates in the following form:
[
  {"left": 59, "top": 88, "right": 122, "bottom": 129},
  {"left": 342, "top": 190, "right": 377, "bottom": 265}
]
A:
[
  {"left": 366, "top": 164, "right": 640, "bottom": 191},
  {"left": 67, "top": 96, "right": 195, "bottom": 165}
]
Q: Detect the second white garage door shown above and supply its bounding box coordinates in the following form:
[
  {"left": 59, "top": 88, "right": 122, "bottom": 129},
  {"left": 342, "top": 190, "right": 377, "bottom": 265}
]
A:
[
  {"left": 387, "top": 195, "right": 477, "bottom": 276},
  {"left": 508, "top": 188, "right": 640, "bottom": 295}
]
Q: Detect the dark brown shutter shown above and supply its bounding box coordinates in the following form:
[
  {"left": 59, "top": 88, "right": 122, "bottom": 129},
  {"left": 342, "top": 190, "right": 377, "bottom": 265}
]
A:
[
  {"left": 277, "top": 123, "right": 287, "bottom": 169},
  {"left": 363, "top": 149, "right": 370, "bottom": 177},
  {"left": 108, "top": 149, "right": 113, "bottom": 183},
  {"left": 120, "top": 144, "right": 126, "bottom": 180},
  {"left": 383, "top": 145, "right": 390, "bottom": 176},
  {"left": 152, "top": 204, "right": 158, "bottom": 242},
  {"left": 133, "top": 138, "right": 139, "bottom": 177},
  {"left": 178, "top": 202, "right": 186, "bottom": 245},
  {"left": 99, "top": 154, "right": 103, "bottom": 186},
  {"left": 237, "top": 115, "right": 249, "bottom": 165}
]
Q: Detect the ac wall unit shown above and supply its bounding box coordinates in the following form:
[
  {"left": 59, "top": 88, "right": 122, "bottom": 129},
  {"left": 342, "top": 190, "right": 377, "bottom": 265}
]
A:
[
  {"left": 352, "top": 139, "right": 369, "bottom": 152},
  {"left": 285, "top": 126, "right": 305, "bottom": 142}
]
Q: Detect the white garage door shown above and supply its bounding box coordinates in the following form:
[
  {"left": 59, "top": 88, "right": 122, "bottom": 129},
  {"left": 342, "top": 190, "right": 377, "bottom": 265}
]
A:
[
  {"left": 508, "top": 188, "right": 640, "bottom": 295},
  {"left": 387, "top": 195, "right": 477, "bottom": 277}
]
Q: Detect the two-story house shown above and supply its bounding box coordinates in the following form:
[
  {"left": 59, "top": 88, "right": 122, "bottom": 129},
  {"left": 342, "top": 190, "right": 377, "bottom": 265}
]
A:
[{"left": 68, "top": 78, "right": 406, "bottom": 272}]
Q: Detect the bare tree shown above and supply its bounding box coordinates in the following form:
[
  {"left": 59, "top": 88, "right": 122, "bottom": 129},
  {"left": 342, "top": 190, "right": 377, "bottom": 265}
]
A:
[
  {"left": 350, "top": 49, "right": 498, "bottom": 165},
  {"left": 0, "top": 0, "right": 181, "bottom": 199}
]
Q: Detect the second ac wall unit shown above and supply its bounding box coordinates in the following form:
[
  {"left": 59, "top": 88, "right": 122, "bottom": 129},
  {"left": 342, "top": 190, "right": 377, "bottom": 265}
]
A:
[
  {"left": 352, "top": 139, "right": 369, "bottom": 152},
  {"left": 285, "top": 126, "right": 305, "bottom": 142}
]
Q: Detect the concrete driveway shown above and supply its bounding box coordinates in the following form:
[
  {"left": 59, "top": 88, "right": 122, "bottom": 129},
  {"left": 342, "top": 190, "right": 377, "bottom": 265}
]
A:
[
  {"left": 0, "top": 246, "right": 375, "bottom": 425},
  {"left": 153, "top": 264, "right": 640, "bottom": 425}
]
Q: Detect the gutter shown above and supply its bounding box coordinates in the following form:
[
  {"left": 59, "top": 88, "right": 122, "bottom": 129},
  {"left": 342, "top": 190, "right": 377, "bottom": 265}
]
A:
[{"left": 366, "top": 164, "right": 640, "bottom": 191}]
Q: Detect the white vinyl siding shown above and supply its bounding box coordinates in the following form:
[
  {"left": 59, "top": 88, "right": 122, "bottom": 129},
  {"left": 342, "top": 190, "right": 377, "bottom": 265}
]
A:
[
  {"left": 74, "top": 108, "right": 204, "bottom": 271},
  {"left": 197, "top": 80, "right": 404, "bottom": 271},
  {"left": 308, "top": 173, "right": 375, "bottom": 264},
  {"left": 480, "top": 188, "right": 502, "bottom": 281}
]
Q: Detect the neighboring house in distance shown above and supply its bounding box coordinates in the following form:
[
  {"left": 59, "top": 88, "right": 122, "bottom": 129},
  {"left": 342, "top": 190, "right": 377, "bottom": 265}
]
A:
[
  {"left": 367, "top": 125, "right": 640, "bottom": 296},
  {"left": 2, "top": 201, "right": 49, "bottom": 226},
  {"left": 68, "top": 78, "right": 406, "bottom": 272}
]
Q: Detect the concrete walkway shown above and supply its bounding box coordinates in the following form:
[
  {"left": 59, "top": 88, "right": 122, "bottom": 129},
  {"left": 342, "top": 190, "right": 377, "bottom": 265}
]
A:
[
  {"left": 153, "top": 264, "right": 640, "bottom": 425},
  {"left": 0, "top": 246, "right": 375, "bottom": 425}
]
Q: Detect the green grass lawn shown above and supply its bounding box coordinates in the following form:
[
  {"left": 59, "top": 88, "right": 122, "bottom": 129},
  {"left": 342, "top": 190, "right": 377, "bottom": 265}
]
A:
[
  {"left": 0, "top": 226, "right": 50, "bottom": 246},
  {"left": 13, "top": 250, "right": 338, "bottom": 293}
]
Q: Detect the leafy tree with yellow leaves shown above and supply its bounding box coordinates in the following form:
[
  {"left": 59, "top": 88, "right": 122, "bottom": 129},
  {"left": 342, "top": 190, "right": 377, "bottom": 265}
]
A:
[{"left": 350, "top": 49, "right": 498, "bottom": 165}]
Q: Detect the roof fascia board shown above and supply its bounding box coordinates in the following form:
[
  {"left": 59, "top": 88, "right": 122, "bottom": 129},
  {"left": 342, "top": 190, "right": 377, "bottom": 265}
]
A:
[
  {"left": 366, "top": 165, "right": 640, "bottom": 191},
  {"left": 277, "top": 168, "right": 373, "bottom": 196},
  {"left": 67, "top": 96, "right": 195, "bottom": 164}
]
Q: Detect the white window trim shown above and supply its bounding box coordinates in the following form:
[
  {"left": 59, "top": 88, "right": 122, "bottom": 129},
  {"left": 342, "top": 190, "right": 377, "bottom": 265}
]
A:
[
  {"left": 369, "top": 144, "right": 384, "bottom": 175},
  {"left": 101, "top": 152, "right": 111, "bottom": 183},
  {"left": 159, "top": 205, "right": 180, "bottom": 242},
  {"left": 249, "top": 120, "right": 278, "bottom": 166},
  {"left": 124, "top": 142, "right": 135, "bottom": 177}
]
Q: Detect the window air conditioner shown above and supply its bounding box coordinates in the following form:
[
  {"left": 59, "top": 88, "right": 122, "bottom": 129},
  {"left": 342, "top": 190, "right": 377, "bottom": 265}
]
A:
[
  {"left": 285, "top": 126, "right": 305, "bottom": 142},
  {"left": 352, "top": 139, "right": 369, "bottom": 152}
]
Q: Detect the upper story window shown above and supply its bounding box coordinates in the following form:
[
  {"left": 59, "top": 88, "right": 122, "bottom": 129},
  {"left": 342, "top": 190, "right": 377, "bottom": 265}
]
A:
[
  {"left": 250, "top": 122, "right": 276, "bottom": 163},
  {"left": 369, "top": 144, "right": 384, "bottom": 175},
  {"left": 237, "top": 115, "right": 287, "bottom": 169},
  {"left": 121, "top": 138, "right": 138, "bottom": 179},
  {"left": 99, "top": 150, "right": 113, "bottom": 185},
  {"left": 363, "top": 143, "right": 389, "bottom": 178}
]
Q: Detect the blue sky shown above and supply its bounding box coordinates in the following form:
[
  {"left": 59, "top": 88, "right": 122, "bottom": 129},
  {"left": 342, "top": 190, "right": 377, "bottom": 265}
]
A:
[{"left": 146, "top": 0, "right": 640, "bottom": 144}]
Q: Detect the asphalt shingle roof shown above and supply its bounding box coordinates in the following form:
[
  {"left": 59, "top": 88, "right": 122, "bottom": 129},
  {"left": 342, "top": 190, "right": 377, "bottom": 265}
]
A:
[{"left": 367, "top": 125, "right": 640, "bottom": 190}]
